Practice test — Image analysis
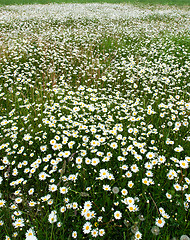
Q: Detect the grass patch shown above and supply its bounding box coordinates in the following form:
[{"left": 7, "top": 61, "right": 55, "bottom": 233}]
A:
[
  {"left": 0, "top": 3, "right": 190, "bottom": 240},
  {"left": 0, "top": 0, "right": 190, "bottom": 6}
]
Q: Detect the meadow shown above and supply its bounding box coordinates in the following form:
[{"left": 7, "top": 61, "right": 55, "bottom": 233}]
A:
[
  {"left": 0, "top": 0, "right": 190, "bottom": 6},
  {"left": 0, "top": 2, "right": 190, "bottom": 240}
]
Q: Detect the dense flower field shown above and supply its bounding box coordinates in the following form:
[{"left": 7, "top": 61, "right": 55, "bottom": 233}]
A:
[{"left": 0, "top": 3, "right": 190, "bottom": 240}]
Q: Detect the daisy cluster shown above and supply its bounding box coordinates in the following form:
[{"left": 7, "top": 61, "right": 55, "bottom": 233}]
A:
[{"left": 0, "top": 3, "right": 190, "bottom": 240}]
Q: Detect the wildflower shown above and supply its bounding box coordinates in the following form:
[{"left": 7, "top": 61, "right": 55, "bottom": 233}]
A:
[
  {"left": 15, "top": 198, "right": 22, "bottom": 204},
  {"left": 23, "top": 134, "right": 32, "bottom": 141},
  {"left": 84, "top": 210, "right": 94, "bottom": 220},
  {"left": 41, "top": 194, "right": 51, "bottom": 202},
  {"left": 91, "top": 228, "right": 98, "bottom": 237},
  {"left": 39, "top": 172, "right": 50, "bottom": 180},
  {"left": 47, "top": 199, "right": 54, "bottom": 205},
  {"left": 179, "top": 160, "right": 189, "bottom": 169},
  {"left": 72, "top": 202, "right": 78, "bottom": 209},
  {"left": 12, "top": 218, "right": 25, "bottom": 228},
  {"left": 128, "top": 181, "right": 134, "bottom": 188},
  {"left": 57, "top": 222, "right": 62, "bottom": 227},
  {"left": 62, "top": 151, "right": 71, "bottom": 158},
  {"left": 121, "top": 189, "right": 128, "bottom": 196},
  {"left": 99, "top": 169, "right": 109, "bottom": 179},
  {"left": 0, "top": 199, "right": 6, "bottom": 207},
  {"left": 103, "top": 185, "right": 111, "bottom": 191},
  {"left": 125, "top": 171, "right": 132, "bottom": 178},
  {"left": 83, "top": 222, "right": 92, "bottom": 234},
  {"left": 128, "top": 204, "right": 139, "bottom": 212},
  {"left": 72, "top": 231, "right": 77, "bottom": 238},
  {"left": 155, "top": 217, "right": 165, "bottom": 228},
  {"left": 84, "top": 201, "right": 92, "bottom": 209},
  {"left": 29, "top": 201, "right": 37, "bottom": 207},
  {"left": 166, "top": 192, "right": 172, "bottom": 199},
  {"left": 174, "top": 183, "right": 182, "bottom": 191},
  {"left": 131, "top": 164, "right": 139, "bottom": 173},
  {"left": 48, "top": 210, "right": 57, "bottom": 223},
  {"left": 12, "top": 232, "right": 18, "bottom": 237},
  {"left": 60, "top": 187, "right": 68, "bottom": 194},
  {"left": 144, "top": 162, "right": 153, "bottom": 169},
  {"left": 49, "top": 184, "right": 57, "bottom": 192},
  {"left": 60, "top": 206, "right": 66, "bottom": 213},
  {"left": 174, "top": 145, "right": 184, "bottom": 152},
  {"left": 185, "top": 194, "right": 190, "bottom": 202},
  {"left": 158, "top": 155, "right": 166, "bottom": 164},
  {"left": 146, "top": 152, "right": 155, "bottom": 159},
  {"left": 91, "top": 158, "right": 100, "bottom": 166},
  {"left": 135, "top": 231, "right": 142, "bottom": 239},
  {"left": 114, "top": 211, "right": 122, "bottom": 220},
  {"left": 110, "top": 142, "right": 118, "bottom": 149},
  {"left": 25, "top": 227, "right": 38, "bottom": 240},
  {"left": 99, "top": 229, "right": 105, "bottom": 236},
  {"left": 40, "top": 145, "right": 47, "bottom": 152}
]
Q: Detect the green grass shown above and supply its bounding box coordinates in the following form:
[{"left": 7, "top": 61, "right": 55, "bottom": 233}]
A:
[
  {"left": 0, "top": 3, "right": 190, "bottom": 240},
  {"left": 0, "top": 0, "right": 190, "bottom": 6}
]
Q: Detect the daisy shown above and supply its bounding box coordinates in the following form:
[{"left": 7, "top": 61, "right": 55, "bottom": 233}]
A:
[
  {"left": 39, "top": 172, "right": 50, "bottom": 180},
  {"left": 49, "top": 184, "right": 57, "bottom": 192},
  {"left": 128, "top": 181, "right": 134, "bottom": 188},
  {"left": 72, "top": 231, "right": 77, "bottom": 239},
  {"left": 146, "top": 152, "right": 155, "bottom": 159},
  {"left": 0, "top": 199, "right": 6, "bottom": 207},
  {"left": 155, "top": 217, "right": 165, "bottom": 228},
  {"left": 40, "top": 145, "right": 47, "bottom": 152},
  {"left": 125, "top": 171, "right": 132, "bottom": 178},
  {"left": 144, "top": 162, "right": 153, "bottom": 169},
  {"left": 103, "top": 185, "right": 111, "bottom": 191},
  {"left": 91, "top": 228, "right": 98, "bottom": 237},
  {"left": 99, "top": 169, "right": 109, "bottom": 179},
  {"left": 48, "top": 210, "right": 57, "bottom": 223},
  {"left": 60, "top": 206, "right": 66, "bottom": 213},
  {"left": 114, "top": 211, "right": 122, "bottom": 220},
  {"left": 121, "top": 189, "right": 128, "bottom": 196},
  {"left": 62, "top": 151, "right": 71, "bottom": 158},
  {"left": 179, "top": 160, "right": 188, "bottom": 169},
  {"left": 12, "top": 218, "right": 25, "bottom": 228},
  {"left": 174, "top": 145, "right": 184, "bottom": 152},
  {"left": 91, "top": 158, "right": 100, "bottom": 166},
  {"left": 110, "top": 142, "right": 118, "bottom": 149},
  {"left": 131, "top": 164, "right": 139, "bottom": 173},
  {"left": 158, "top": 155, "right": 166, "bottom": 164},
  {"left": 84, "top": 201, "right": 92, "bottom": 209},
  {"left": 29, "top": 201, "right": 37, "bottom": 207},
  {"left": 135, "top": 231, "right": 142, "bottom": 239},
  {"left": 99, "top": 229, "right": 105, "bottom": 236},
  {"left": 41, "top": 194, "right": 51, "bottom": 202},
  {"left": 60, "top": 187, "right": 68, "bottom": 194},
  {"left": 174, "top": 183, "right": 182, "bottom": 191},
  {"left": 25, "top": 227, "right": 38, "bottom": 240},
  {"left": 185, "top": 194, "right": 190, "bottom": 202},
  {"left": 83, "top": 222, "right": 92, "bottom": 234},
  {"left": 15, "top": 198, "right": 22, "bottom": 204},
  {"left": 102, "top": 156, "right": 110, "bottom": 162}
]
